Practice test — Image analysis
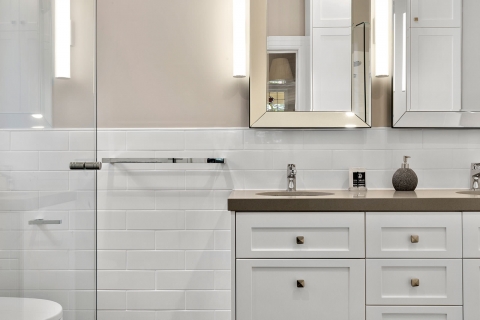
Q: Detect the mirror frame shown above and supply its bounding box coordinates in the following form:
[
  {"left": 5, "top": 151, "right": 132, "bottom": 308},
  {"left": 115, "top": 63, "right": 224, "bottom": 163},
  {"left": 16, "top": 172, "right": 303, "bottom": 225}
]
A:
[
  {"left": 249, "top": 0, "right": 372, "bottom": 128},
  {"left": 392, "top": 0, "right": 480, "bottom": 128}
]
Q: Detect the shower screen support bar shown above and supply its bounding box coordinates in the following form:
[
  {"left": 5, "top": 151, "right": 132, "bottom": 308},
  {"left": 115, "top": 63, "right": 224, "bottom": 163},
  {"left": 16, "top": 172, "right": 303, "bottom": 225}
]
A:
[
  {"left": 29, "top": 219, "right": 62, "bottom": 225},
  {"left": 102, "top": 158, "right": 226, "bottom": 164}
]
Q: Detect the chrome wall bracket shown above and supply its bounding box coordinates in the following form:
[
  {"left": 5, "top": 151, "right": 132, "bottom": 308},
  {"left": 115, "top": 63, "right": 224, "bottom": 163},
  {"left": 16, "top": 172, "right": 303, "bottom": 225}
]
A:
[{"left": 70, "top": 162, "right": 102, "bottom": 170}]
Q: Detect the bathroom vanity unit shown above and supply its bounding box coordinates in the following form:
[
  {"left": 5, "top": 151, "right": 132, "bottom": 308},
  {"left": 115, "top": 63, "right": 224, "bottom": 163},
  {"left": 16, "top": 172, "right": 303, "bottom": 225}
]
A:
[{"left": 228, "top": 190, "right": 480, "bottom": 320}]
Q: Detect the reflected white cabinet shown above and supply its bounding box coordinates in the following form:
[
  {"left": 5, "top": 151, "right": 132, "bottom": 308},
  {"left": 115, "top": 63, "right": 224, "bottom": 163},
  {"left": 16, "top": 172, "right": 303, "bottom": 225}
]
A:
[
  {"left": 0, "top": 0, "right": 41, "bottom": 115},
  {"left": 312, "top": 28, "right": 351, "bottom": 112},
  {"left": 464, "top": 259, "right": 480, "bottom": 320},
  {"left": 410, "top": 28, "right": 461, "bottom": 112},
  {"left": 411, "top": 0, "right": 462, "bottom": 28},
  {"left": 236, "top": 259, "right": 365, "bottom": 320},
  {"left": 312, "top": 0, "right": 351, "bottom": 27}
]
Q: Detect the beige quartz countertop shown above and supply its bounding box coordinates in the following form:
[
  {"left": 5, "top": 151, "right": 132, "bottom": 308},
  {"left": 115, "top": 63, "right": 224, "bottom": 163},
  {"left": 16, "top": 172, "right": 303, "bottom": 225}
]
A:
[{"left": 228, "top": 190, "right": 480, "bottom": 212}]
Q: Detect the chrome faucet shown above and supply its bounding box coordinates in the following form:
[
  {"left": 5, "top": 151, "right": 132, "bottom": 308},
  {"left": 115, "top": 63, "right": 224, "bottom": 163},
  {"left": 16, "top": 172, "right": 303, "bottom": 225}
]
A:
[
  {"left": 471, "top": 163, "right": 480, "bottom": 190},
  {"left": 287, "top": 164, "right": 297, "bottom": 192}
]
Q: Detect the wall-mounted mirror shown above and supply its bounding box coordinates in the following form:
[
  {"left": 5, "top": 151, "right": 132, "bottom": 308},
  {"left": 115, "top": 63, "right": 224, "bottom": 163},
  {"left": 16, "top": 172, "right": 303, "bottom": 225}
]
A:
[
  {"left": 250, "top": 0, "right": 372, "bottom": 128},
  {"left": 393, "top": 0, "right": 480, "bottom": 127}
]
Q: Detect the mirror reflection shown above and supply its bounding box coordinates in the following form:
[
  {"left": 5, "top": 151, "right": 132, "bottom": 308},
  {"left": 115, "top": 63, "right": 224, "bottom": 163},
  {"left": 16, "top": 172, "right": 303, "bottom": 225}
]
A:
[
  {"left": 0, "top": 0, "right": 95, "bottom": 129},
  {"left": 393, "top": 0, "right": 480, "bottom": 127},
  {"left": 251, "top": 0, "right": 371, "bottom": 128}
]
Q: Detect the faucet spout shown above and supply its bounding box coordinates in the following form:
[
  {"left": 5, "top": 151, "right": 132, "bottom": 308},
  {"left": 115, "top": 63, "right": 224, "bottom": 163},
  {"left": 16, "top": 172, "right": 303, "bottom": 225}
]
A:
[{"left": 287, "top": 164, "right": 297, "bottom": 192}]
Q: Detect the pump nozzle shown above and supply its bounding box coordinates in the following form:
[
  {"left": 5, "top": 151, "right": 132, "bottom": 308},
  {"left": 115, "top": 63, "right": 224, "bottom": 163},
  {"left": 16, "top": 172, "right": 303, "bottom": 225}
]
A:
[{"left": 402, "top": 156, "right": 411, "bottom": 168}]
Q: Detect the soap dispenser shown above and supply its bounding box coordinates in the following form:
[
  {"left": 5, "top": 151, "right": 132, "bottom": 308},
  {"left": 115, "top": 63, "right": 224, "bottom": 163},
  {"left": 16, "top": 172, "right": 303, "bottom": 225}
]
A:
[{"left": 392, "top": 156, "right": 418, "bottom": 191}]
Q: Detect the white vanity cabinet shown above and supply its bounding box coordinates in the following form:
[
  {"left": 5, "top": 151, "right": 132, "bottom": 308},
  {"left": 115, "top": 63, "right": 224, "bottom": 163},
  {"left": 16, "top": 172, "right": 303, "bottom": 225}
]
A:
[
  {"left": 232, "top": 212, "right": 366, "bottom": 320},
  {"left": 232, "top": 210, "right": 474, "bottom": 320},
  {"left": 463, "top": 212, "right": 480, "bottom": 320}
]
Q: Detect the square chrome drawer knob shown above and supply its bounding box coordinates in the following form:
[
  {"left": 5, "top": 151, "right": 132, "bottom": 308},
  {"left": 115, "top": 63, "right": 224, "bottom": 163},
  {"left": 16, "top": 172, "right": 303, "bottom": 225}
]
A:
[
  {"left": 297, "top": 280, "right": 305, "bottom": 288},
  {"left": 296, "top": 236, "right": 305, "bottom": 244},
  {"left": 411, "top": 278, "right": 420, "bottom": 287},
  {"left": 411, "top": 235, "right": 419, "bottom": 243}
]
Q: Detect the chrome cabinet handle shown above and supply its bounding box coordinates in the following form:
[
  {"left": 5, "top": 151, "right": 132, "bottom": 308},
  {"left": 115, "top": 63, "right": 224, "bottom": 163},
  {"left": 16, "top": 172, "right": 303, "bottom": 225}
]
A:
[
  {"left": 297, "top": 280, "right": 305, "bottom": 288},
  {"left": 411, "top": 278, "right": 420, "bottom": 287},
  {"left": 296, "top": 236, "right": 304, "bottom": 244},
  {"left": 411, "top": 235, "right": 419, "bottom": 243}
]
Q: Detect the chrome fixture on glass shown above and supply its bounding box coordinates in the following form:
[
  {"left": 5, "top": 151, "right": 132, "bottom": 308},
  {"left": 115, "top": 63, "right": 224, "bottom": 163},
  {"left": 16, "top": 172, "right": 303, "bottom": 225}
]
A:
[{"left": 287, "top": 164, "right": 297, "bottom": 192}]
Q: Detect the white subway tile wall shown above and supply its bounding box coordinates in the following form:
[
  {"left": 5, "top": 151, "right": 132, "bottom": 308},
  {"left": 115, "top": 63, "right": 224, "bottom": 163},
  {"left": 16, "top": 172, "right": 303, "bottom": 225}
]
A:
[
  {"left": 0, "top": 129, "right": 96, "bottom": 320},
  {"left": 2, "top": 128, "right": 480, "bottom": 320}
]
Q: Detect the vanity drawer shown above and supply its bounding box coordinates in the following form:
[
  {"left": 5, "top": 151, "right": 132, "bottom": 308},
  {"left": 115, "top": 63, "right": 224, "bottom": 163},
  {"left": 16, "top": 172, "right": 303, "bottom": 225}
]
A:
[
  {"left": 366, "top": 212, "right": 462, "bottom": 258},
  {"left": 235, "top": 212, "right": 365, "bottom": 258},
  {"left": 366, "top": 259, "right": 463, "bottom": 306},
  {"left": 236, "top": 259, "right": 365, "bottom": 320},
  {"left": 463, "top": 212, "right": 480, "bottom": 258},
  {"left": 367, "top": 306, "right": 463, "bottom": 320}
]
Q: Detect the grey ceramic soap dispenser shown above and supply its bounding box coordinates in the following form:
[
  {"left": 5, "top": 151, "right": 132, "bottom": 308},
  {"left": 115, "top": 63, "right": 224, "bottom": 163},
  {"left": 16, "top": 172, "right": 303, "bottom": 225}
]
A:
[{"left": 392, "top": 156, "right": 418, "bottom": 191}]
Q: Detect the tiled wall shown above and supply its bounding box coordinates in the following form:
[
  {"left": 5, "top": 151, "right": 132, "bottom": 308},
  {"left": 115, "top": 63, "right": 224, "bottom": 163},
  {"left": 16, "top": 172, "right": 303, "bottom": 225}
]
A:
[
  {"left": 96, "top": 127, "right": 480, "bottom": 320},
  {"left": 0, "top": 129, "right": 96, "bottom": 320},
  {"left": 2, "top": 128, "right": 480, "bottom": 320}
]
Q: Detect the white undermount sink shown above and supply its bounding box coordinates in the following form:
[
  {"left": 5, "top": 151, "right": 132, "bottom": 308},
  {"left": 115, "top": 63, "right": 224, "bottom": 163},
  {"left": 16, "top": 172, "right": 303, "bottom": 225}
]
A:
[
  {"left": 457, "top": 190, "right": 480, "bottom": 195},
  {"left": 256, "top": 191, "right": 334, "bottom": 197}
]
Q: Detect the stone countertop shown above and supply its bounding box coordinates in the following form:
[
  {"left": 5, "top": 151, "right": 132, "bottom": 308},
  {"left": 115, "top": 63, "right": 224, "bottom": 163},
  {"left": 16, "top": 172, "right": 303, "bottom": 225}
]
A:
[{"left": 228, "top": 190, "right": 480, "bottom": 212}]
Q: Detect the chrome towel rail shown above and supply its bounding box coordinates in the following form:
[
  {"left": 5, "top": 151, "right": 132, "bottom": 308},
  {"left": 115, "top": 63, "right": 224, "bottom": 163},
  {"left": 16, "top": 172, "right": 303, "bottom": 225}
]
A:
[
  {"left": 29, "top": 219, "right": 62, "bottom": 225},
  {"left": 102, "top": 158, "right": 226, "bottom": 164}
]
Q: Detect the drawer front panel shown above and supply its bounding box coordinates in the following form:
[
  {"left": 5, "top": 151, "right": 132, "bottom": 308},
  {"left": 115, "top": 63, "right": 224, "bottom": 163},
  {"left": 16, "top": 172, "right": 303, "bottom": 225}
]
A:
[
  {"left": 236, "top": 259, "right": 365, "bottom": 320},
  {"left": 236, "top": 212, "right": 364, "bottom": 258},
  {"left": 366, "top": 259, "right": 462, "bottom": 306},
  {"left": 463, "top": 212, "right": 480, "bottom": 258},
  {"left": 366, "top": 212, "right": 462, "bottom": 258},
  {"left": 367, "top": 306, "right": 462, "bottom": 320}
]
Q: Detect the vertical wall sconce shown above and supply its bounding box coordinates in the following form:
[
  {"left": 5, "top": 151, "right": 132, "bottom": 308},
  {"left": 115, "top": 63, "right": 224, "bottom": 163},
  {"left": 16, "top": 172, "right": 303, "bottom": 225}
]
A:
[
  {"left": 233, "top": 0, "right": 246, "bottom": 78},
  {"left": 55, "top": 0, "right": 71, "bottom": 79},
  {"left": 375, "top": 0, "right": 389, "bottom": 77}
]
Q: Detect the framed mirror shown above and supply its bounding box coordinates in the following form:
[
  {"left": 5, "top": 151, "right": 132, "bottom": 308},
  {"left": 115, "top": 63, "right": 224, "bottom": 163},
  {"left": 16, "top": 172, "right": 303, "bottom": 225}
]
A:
[
  {"left": 393, "top": 0, "right": 480, "bottom": 127},
  {"left": 250, "top": 0, "right": 372, "bottom": 128}
]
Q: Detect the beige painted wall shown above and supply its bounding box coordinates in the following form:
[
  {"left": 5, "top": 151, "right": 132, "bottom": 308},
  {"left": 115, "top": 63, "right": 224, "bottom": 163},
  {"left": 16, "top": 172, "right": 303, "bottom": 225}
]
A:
[
  {"left": 97, "top": 0, "right": 249, "bottom": 128},
  {"left": 53, "top": 0, "right": 95, "bottom": 128},
  {"left": 97, "top": 0, "right": 391, "bottom": 128},
  {"left": 268, "top": 0, "right": 305, "bottom": 36}
]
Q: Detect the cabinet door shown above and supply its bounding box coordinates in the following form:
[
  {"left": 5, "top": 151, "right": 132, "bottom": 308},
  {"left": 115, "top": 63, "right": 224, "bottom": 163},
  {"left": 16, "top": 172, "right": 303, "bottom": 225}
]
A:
[
  {"left": 0, "top": 31, "right": 21, "bottom": 113},
  {"left": 236, "top": 259, "right": 365, "bottom": 320},
  {"left": 19, "top": 0, "right": 38, "bottom": 31},
  {"left": 312, "top": 0, "right": 351, "bottom": 28},
  {"left": 312, "top": 28, "right": 351, "bottom": 111},
  {"left": 366, "top": 259, "right": 462, "bottom": 306},
  {"left": 0, "top": 0, "right": 19, "bottom": 31},
  {"left": 367, "top": 306, "right": 463, "bottom": 320},
  {"left": 463, "top": 212, "right": 480, "bottom": 258},
  {"left": 411, "top": 0, "right": 462, "bottom": 28},
  {"left": 410, "top": 28, "right": 461, "bottom": 112},
  {"left": 366, "top": 212, "right": 462, "bottom": 258},
  {"left": 464, "top": 259, "right": 480, "bottom": 320}
]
